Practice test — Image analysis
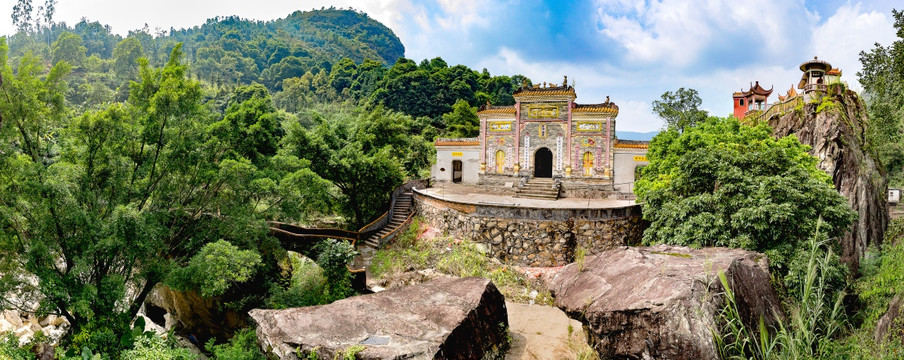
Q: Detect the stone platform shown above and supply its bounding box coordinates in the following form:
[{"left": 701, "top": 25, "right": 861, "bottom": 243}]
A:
[
  {"left": 419, "top": 185, "right": 635, "bottom": 210},
  {"left": 412, "top": 184, "right": 644, "bottom": 267}
]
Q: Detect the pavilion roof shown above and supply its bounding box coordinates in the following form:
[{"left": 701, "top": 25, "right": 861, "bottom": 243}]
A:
[
  {"left": 734, "top": 81, "right": 773, "bottom": 98},
  {"left": 799, "top": 57, "right": 832, "bottom": 72}
]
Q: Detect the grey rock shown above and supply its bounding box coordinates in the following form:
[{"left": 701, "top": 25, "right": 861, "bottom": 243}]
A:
[
  {"left": 548, "top": 245, "right": 782, "bottom": 360},
  {"left": 250, "top": 277, "right": 509, "bottom": 360}
]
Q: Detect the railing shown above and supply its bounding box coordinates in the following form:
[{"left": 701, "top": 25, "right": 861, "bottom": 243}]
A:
[
  {"left": 803, "top": 84, "right": 827, "bottom": 93},
  {"left": 374, "top": 211, "right": 417, "bottom": 248},
  {"left": 357, "top": 179, "right": 428, "bottom": 238},
  {"left": 744, "top": 96, "right": 803, "bottom": 125}
]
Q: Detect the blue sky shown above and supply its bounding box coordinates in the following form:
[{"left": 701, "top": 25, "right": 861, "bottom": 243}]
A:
[{"left": 1, "top": 0, "right": 900, "bottom": 131}]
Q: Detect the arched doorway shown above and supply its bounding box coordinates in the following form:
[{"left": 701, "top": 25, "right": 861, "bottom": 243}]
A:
[
  {"left": 452, "top": 160, "right": 462, "bottom": 183},
  {"left": 534, "top": 148, "right": 553, "bottom": 178}
]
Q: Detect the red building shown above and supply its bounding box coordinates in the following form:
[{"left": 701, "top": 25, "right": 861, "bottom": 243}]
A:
[{"left": 732, "top": 81, "right": 773, "bottom": 120}]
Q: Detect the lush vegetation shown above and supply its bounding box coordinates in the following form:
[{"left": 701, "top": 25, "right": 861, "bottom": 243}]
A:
[
  {"left": 0, "top": 3, "right": 537, "bottom": 357},
  {"left": 369, "top": 219, "right": 554, "bottom": 305},
  {"left": 635, "top": 116, "right": 856, "bottom": 297},
  {"left": 859, "top": 9, "right": 904, "bottom": 187}
]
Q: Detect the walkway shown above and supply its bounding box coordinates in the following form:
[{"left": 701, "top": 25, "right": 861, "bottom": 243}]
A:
[{"left": 418, "top": 183, "right": 637, "bottom": 209}]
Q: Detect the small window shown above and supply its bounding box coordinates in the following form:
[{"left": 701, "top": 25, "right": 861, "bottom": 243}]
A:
[{"left": 739, "top": 99, "right": 745, "bottom": 106}]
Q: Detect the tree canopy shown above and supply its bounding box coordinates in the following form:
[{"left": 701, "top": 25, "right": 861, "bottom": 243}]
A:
[
  {"left": 652, "top": 87, "right": 709, "bottom": 132},
  {"left": 634, "top": 117, "right": 857, "bottom": 288},
  {"left": 859, "top": 9, "right": 904, "bottom": 186}
]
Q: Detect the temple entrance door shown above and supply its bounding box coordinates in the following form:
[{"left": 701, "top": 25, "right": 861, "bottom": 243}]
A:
[
  {"left": 452, "top": 160, "right": 462, "bottom": 183},
  {"left": 534, "top": 148, "right": 553, "bottom": 178}
]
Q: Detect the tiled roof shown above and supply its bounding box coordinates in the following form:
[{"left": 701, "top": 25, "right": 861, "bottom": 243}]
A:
[
  {"left": 573, "top": 102, "right": 619, "bottom": 114},
  {"left": 435, "top": 138, "right": 479, "bottom": 147},
  {"left": 512, "top": 83, "right": 576, "bottom": 98},
  {"left": 614, "top": 139, "right": 650, "bottom": 149},
  {"left": 734, "top": 81, "right": 773, "bottom": 97},
  {"left": 476, "top": 105, "right": 516, "bottom": 115},
  {"left": 799, "top": 56, "right": 832, "bottom": 72}
]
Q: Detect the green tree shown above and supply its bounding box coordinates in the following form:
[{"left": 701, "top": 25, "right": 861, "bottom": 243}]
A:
[
  {"left": 112, "top": 37, "right": 145, "bottom": 81},
  {"left": 442, "top": 99, "right": 479, "bottom": 137},
  {"left": 11, "top": 0, "right": 33, "bottom": 33},
  {"left": 210, "top": 83, "right": 284, "bottom": 165},
  {"left": 652, "top": 87, "right": 708, "bottom": 132},
  {"left": 51, "top": 31, "right": 87, "bottom": 67},
  {"left": 859, "top": 9, "right": 904, "bottom": 186},
  {"left": 0, "top": 43, "right": 275, "bottom": 351},
  {"left": 634, "top": 117, "right": 856, "bottom": 290},
  {"left": 284, "top": 105, "right": 410, "bottom": 227}
]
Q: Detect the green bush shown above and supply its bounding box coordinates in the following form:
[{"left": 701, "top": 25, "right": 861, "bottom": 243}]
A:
[
  {"left": 858, "top": 218, "right": 904, "bottom": 325},
  {"left": 314, "top": 239, "right": 358, "bottom": 301},
  {"left": 205, "top": 328, "right": 266, "bottom": 360},
  {"left": 716, "top": 227, "right": 846, "bottom": 359},
  {"left": 0, "top": 333, "right": 34, "bottom": 360},
  {"left": 167, "top": 240, "right": 263, "bottom": 298},
  {"left": 120, "top": 334, "right": 197, "bottom": 360},
  {"left": 267, "top": 255, "right": 330, "bottom": 308}
]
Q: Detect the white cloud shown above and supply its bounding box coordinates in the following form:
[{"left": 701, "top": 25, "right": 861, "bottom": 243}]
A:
[
  {"left": 810, "top": 3, "right": 897, "bottom": 92},
  {"left": 593, "top": 0, "right": 813, "bottom": 66},
  {"left": 615, "top": 100, "right": 663, "bottom": 132}
]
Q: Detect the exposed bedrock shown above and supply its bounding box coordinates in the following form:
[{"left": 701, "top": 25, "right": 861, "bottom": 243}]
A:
[
  {"left": 548, "top": 245, "right": 782, "bottom": 360},
  {"left": 768, "top": 91, "right": 888, "bottom": 270},
  {"left": 250, "top": 277, "right": 509, "bottom": 359}
]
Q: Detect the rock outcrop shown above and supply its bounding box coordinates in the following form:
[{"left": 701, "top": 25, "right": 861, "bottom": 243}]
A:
[
  {"left": 875, "top": 293, "right": 904, "bottom": 344},
  {"left": 250, "top": 277, "right": 508, "bottom": 360},
  {"left": 768, "top": 91, "right": 888, "bottom": 270},
  {"left": 548, "top": 245, "right": 782, "bottom": 360},
  {"left": 145, "top": 286, "right": 248, "bottom": 343}
]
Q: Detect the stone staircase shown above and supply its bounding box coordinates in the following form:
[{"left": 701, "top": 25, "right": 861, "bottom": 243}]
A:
[
  {"left": 515, "top": 178, "right": 559, "bottom": 200},
  {"left": 363, "top": 192, "right": 413, "bottom": 248}
]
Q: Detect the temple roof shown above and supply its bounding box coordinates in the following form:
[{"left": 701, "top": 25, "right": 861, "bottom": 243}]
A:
[
  {"left": 777, "top": 84, "right": 798, "bottom": 102},
  {"left": 573, "top": 101, "right": 619, "bottom": 115},
  {"left": 512, "top": 83, "right": 576, "bottom": 98},
  {"left": 733, "top": 81, "right": 773, "bottom": 97},
  {"left": 614, "top": 139, "right": 649, "bottom": 149},
  {"left": 799, "top": 56, "right": 832, "bottom": 72},
  {"left": 827, "top": 68, "right": 842, "bottom": 76},
  {"left": 435, "top": 138, "right": 479, "bottom": 147},
  {"left": 476, "top": 104, "right": 516, "bottom": 115}
]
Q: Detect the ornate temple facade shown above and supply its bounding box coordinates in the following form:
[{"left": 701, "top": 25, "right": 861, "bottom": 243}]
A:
[{"left": 432, "top": 78, "right": 648, "bottom": 197}]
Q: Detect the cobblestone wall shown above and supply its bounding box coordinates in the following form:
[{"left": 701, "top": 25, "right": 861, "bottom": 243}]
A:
[{"left": 414, "top": 192, "right": 644, "bottom": 267}]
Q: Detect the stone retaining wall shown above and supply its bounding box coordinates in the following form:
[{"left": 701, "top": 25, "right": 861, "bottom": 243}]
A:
[{"left": 413, "top": 190, "right": 644, "bottom": 267}]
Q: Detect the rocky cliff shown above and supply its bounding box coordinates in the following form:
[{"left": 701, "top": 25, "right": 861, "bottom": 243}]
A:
[{"left": 767, "top": 91, "right": 888, "bottom": 270}]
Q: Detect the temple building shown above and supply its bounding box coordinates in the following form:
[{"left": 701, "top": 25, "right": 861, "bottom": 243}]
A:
[
  {"left": 732, "top": 81, "right": 773, "bottom": 120},
  {"left": 432, "top": 77, "right": 648, "bottom": 198}
]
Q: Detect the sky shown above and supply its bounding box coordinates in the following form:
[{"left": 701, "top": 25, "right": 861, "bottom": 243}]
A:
[{"left": 1, "top": 0, "right": 900, "bottom": 132}]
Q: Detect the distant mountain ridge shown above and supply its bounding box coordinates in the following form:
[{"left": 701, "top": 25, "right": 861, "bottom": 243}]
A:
[{"left": 616, "top": 131, "right": 659, "bottom": 141}]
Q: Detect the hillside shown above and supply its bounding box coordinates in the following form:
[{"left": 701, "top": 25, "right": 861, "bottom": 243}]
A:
[{"left": 7, "top": 8, "right": 405, "bottom": 89}]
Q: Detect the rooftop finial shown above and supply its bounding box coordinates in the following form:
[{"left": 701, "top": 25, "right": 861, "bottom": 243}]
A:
[{"left": 563, "top": 75, "right": 568, "bottom": 87}]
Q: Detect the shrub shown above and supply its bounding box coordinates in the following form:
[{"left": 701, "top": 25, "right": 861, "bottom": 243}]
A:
[
  {"left": 0, "top": 333, "right": 33, "bottom": 360},
  {"left": 267, "top": 255, "right": 330, "bottom": 308},
  {"left": 205, "top": 328, "right": 266, "bottom": 360},
  {"left": 314, "top": 239, "right": 358, "bottom": 301},
  {"left": 120, "top": 334, "right": 197, "bottom": 360},
  {"left": 167, "top": 240, "right": 263, "bottom": 298}
]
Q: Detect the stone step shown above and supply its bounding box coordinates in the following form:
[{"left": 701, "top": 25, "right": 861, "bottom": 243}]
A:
[{"left": 515, "top": 193, "right": 559, "bottom": 200}]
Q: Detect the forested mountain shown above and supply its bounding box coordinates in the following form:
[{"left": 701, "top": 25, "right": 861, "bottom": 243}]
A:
[{"left": 5, "top": 7, "right": 527, "bottom": 123}]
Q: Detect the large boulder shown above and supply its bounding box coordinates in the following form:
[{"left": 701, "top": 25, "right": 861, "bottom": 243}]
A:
[
  {"left": 250, "top": 277, "right": 509, "bottom": 359},
  {"left": 768, "top": 91, "right": 888, "bottom": 270},
  {"left": 548, "top": 245, "right": 781, "bottom": 360}
]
